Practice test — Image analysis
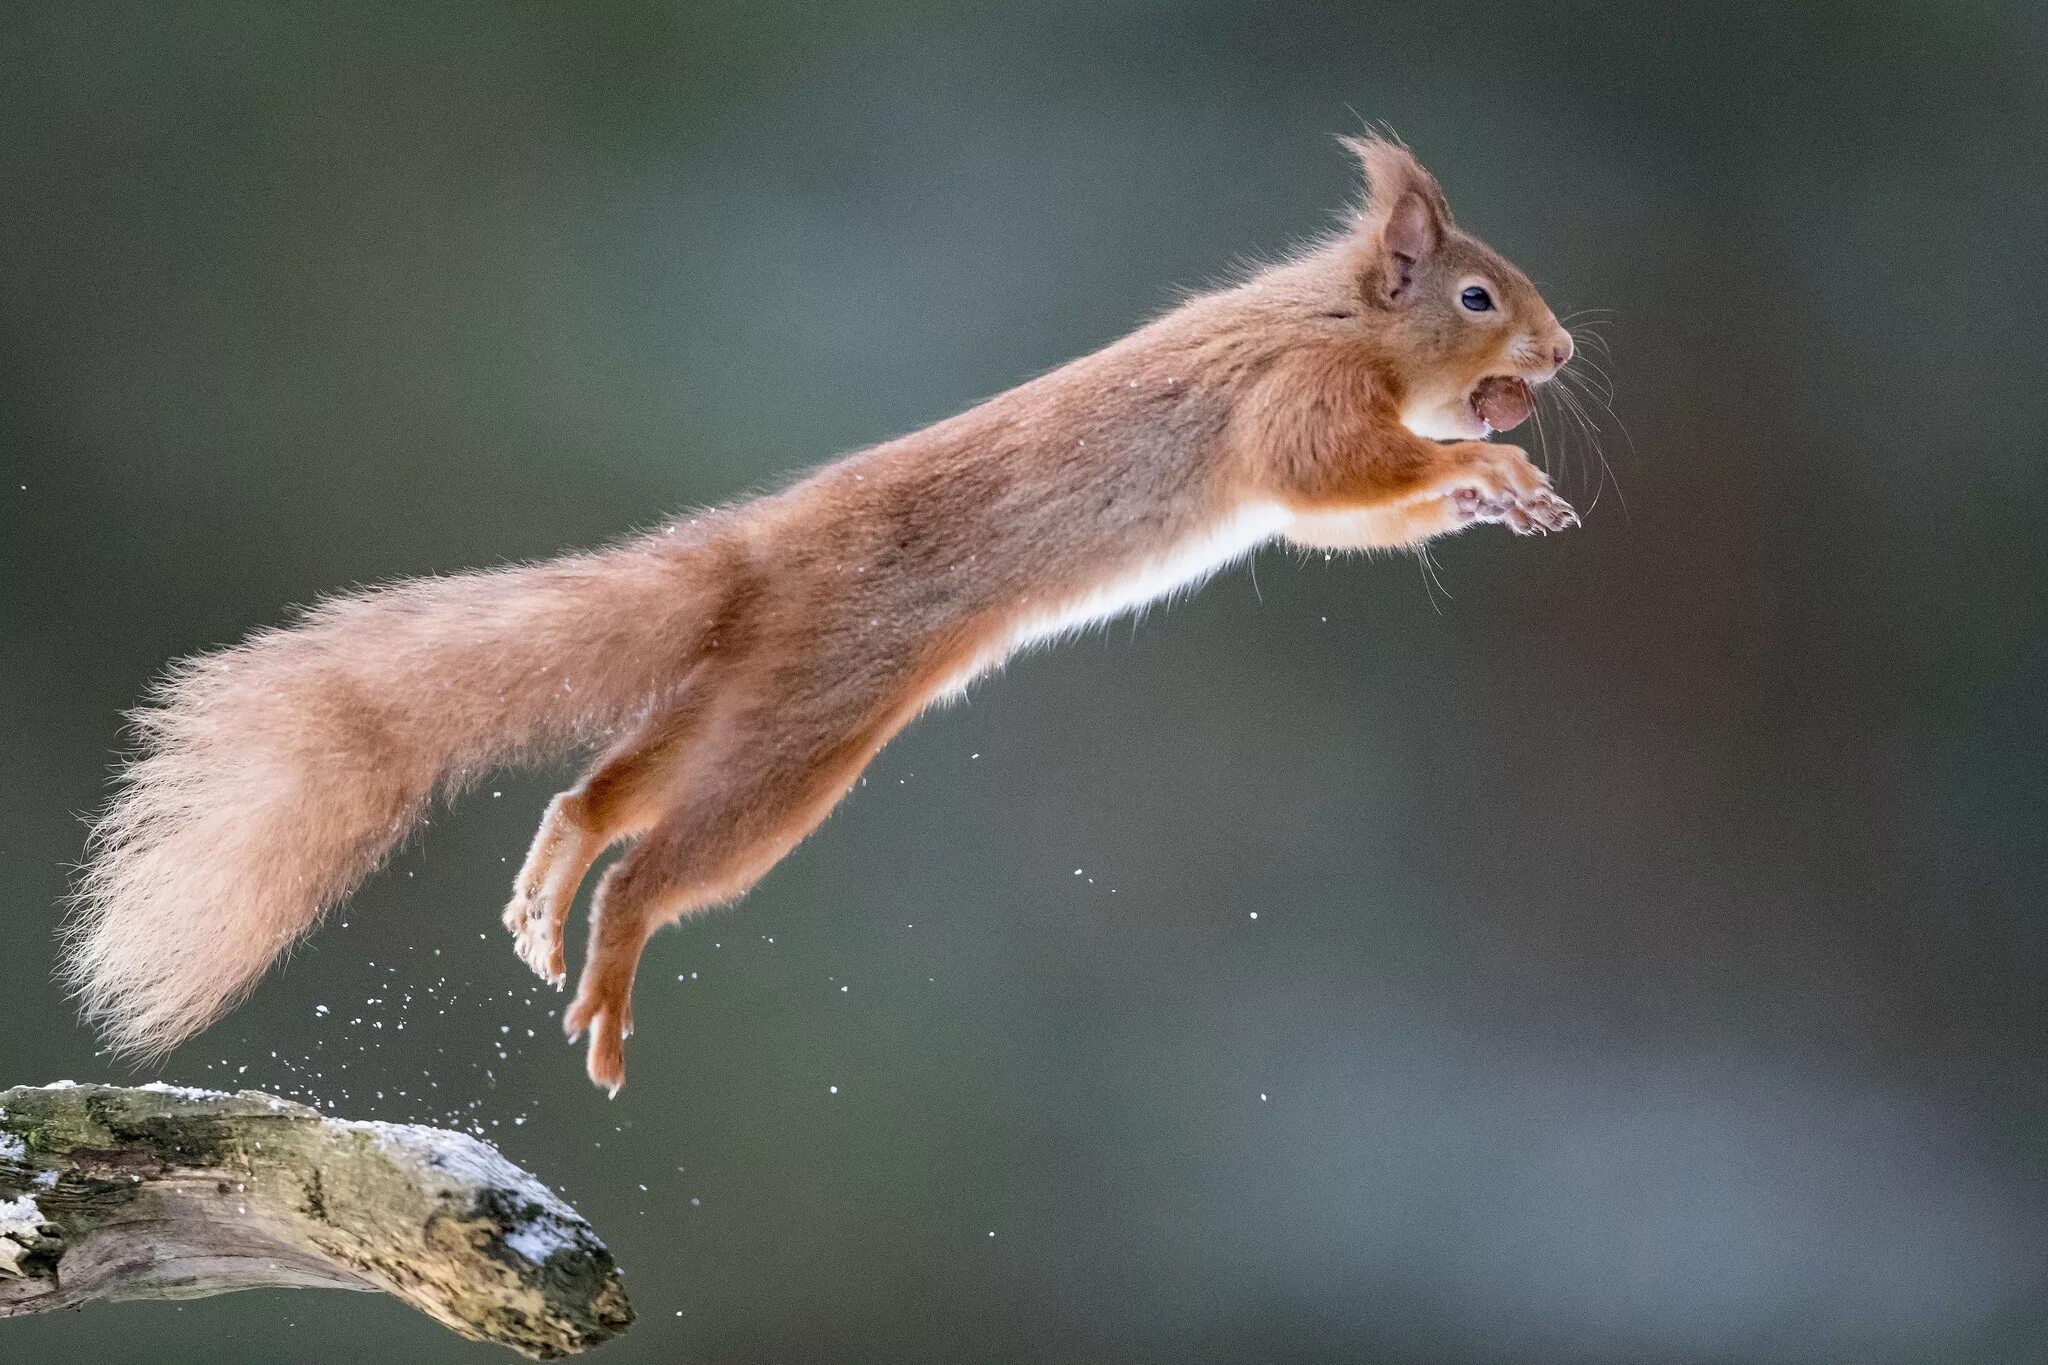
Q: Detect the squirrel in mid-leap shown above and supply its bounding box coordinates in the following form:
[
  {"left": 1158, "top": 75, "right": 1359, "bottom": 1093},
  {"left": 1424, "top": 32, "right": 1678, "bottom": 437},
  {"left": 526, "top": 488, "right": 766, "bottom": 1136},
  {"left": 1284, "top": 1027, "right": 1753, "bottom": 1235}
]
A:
[{"left": 66, "top": 133, "right": 1582, "bottom": 1094}]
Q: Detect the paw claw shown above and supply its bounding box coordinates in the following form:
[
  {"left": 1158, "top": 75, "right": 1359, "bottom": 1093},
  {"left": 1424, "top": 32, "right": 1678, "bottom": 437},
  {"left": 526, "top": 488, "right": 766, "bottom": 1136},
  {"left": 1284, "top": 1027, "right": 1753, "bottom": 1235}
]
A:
[
  {"left": 505, "top": 884, "right": 573, "bottom": 987},
  {"left": 1450, "top": 445, "right": 1578, "bottom": 537},
  {"left": 584, "top": 1011, "right": 628, "bottom": 1094},
  {"left": 562, "top": 996, "right": 594, "bottom": 1042},
  {"left": 565, "top": 980, "right": 634, "bottom": 1093}
]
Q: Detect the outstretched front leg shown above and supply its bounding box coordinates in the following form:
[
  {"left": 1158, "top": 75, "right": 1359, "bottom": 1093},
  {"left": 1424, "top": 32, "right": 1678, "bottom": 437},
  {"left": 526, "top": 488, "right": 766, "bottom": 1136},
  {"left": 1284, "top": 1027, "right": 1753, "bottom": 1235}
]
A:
[{"left": 1286, "top": 441, "right": 1576, "bottom": 552}]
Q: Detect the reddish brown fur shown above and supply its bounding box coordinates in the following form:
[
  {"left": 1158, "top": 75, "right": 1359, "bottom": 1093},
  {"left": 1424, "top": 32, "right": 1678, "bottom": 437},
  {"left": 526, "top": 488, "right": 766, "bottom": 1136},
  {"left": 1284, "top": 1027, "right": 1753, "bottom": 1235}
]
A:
[{"left": 66, "top": 134, "right": 1581, "bottom": 1093}]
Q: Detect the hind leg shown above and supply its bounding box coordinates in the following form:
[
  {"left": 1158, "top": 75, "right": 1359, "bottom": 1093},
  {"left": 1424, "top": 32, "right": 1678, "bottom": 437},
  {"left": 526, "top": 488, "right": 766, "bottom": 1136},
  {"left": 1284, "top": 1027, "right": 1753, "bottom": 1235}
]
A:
[
  {"left": 501, "top": 706, "right": 704, "bottom": 985},
  {"left": 563, "top": 716, "right": 912, "bottom": 1094},
  {"left": 503, "top": 790, "right": 615, "bottom": 985}
]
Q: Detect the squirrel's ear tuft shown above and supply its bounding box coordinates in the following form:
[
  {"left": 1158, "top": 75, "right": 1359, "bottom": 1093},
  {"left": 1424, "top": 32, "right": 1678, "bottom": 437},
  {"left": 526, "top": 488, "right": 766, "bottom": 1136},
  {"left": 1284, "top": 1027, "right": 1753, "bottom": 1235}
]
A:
[{"left": 1340, "top": 131, "right": 1452, "bottom": 302}]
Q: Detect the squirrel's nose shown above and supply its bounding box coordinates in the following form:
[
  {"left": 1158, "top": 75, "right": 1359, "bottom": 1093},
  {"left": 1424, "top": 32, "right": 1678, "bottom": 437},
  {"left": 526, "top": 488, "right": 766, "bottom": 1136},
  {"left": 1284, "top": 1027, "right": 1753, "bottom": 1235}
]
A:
[{"left": 1551, "top": 333, "right": 1574, "bottom": 369}]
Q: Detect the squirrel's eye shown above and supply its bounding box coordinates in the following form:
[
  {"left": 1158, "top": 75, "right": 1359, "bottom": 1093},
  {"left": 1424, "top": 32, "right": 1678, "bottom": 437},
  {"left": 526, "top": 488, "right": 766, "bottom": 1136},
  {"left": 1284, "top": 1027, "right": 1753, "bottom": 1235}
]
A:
[{"left": 1460, "top": 286, "right": 1494, "bottom": 312}]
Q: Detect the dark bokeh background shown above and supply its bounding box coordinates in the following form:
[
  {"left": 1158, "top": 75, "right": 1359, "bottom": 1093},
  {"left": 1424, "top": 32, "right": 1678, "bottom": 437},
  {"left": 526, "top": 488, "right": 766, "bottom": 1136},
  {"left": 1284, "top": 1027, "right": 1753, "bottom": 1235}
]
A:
[{"left": 6, "top": 2, "right": 2048, "bottom": 1361}]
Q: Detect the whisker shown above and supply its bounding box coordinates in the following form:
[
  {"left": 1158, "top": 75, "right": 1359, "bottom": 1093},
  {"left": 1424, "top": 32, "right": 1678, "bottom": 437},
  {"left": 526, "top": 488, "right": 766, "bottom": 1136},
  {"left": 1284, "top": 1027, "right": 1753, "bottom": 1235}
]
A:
[
  {"left": 1528, "top": 382, "right": 1556, "bottom": 480},
  {"left": 1554, "top": 371, "right": 1629, "bottom": 519},
  {"left": 1543, "top": 377, "right": 1597, "bottom": 480},
  {"left": 1566, "top": 327, "right": 1617, "bottom": 372},
  {"left": 1576, "top": 381, "right": 1636, "bottom": 520},
  {"left": 1540, "top": 382, "right": 1589, "bottom": 505},
  {"left": 1527, "top": 315, "right": 1630, "bottom": 521},
  {"left": 1564, "top": 329, "right": 1613, "bottom": 371},
  {"left": 1550, "top": 378, "right": 1599, "bottom": 464},
  {"left": 1416, "top": 540, "right": 1449, "bottom": 613},
  {"left": 1565, "top": 354, "right": 1617, "bottom": 405}
]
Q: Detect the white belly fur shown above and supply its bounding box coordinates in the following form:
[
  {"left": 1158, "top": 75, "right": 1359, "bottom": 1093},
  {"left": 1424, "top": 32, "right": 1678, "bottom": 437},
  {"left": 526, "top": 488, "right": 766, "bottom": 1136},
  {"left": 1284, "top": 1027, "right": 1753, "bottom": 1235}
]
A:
[{"left": 933, "top": 500, "right": 1294, "bottom": 701}]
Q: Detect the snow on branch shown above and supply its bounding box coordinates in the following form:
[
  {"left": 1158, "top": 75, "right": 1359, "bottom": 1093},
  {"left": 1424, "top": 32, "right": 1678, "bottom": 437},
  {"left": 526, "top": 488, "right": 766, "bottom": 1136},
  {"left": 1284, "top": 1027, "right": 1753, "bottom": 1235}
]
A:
[{"left": 0, "top": 1082, "right": 631, "bottom": 1358}]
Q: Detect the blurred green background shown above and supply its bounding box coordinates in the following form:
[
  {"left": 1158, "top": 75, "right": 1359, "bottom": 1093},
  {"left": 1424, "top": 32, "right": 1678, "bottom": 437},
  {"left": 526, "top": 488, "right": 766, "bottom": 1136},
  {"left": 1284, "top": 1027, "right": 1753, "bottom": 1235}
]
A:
[{"left": 5, "top": 2, "right": 2047, "bottom": 1361}]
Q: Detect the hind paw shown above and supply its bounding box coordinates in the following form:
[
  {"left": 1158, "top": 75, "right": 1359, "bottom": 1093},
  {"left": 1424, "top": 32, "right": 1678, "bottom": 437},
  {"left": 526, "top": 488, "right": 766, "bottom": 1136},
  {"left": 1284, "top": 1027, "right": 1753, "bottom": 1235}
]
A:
[
  {"left": 563, "top": 987, "right": 632, "bottom": 1096},
  {"left": 503, "top": 889, "right": 568, "bottom": 988}
]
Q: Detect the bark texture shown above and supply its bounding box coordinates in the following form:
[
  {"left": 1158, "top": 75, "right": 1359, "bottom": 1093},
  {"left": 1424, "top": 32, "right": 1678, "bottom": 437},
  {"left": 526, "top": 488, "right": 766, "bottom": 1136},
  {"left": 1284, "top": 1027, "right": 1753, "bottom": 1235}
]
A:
[{"left": 0, "top": 1082, "right": 631, "bottom": 1358}]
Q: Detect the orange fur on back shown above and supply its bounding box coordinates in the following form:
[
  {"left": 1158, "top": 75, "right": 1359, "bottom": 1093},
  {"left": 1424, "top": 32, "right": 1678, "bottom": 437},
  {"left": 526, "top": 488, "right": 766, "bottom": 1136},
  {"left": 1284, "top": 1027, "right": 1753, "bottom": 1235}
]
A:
[{"left": 65, "top": 133, "right": 1586, "bottom": 1092}]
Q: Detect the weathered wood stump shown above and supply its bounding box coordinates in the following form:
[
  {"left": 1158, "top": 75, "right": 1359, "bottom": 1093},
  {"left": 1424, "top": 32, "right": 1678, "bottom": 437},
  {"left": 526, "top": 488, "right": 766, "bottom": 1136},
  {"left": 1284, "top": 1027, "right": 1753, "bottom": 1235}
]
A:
[{"left": 0, "top": 1082, "right": 631, "bottom": 1358}]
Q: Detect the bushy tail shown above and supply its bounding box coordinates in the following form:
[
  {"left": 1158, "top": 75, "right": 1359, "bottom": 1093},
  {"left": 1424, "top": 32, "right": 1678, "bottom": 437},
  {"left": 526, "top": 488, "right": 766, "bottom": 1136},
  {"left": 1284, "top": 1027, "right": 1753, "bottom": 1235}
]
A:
[{"left": 63, "top": 529, "right": 723, "bottom": 1058}]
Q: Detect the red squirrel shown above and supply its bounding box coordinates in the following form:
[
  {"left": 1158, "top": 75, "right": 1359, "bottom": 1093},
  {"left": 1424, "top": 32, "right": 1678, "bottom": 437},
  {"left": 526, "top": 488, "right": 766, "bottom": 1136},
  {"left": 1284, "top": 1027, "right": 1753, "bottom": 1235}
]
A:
[{"left": 67, "top": 134, "right": 1581, "bottom": 1094}]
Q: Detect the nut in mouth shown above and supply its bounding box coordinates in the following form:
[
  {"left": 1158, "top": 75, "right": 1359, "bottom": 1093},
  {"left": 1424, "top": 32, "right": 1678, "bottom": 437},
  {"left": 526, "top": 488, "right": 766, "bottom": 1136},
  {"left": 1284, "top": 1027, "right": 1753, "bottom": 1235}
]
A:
[{"left": 1469, "top": 375, "right": 1534, "bottom": 434}]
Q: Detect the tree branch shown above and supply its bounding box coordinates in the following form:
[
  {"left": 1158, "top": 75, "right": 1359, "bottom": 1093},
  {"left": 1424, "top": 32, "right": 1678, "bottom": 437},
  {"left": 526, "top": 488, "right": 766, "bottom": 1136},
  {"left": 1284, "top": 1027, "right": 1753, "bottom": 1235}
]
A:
[{"left": 0, "top": 1082, "right": 631, "bottom": 1358}]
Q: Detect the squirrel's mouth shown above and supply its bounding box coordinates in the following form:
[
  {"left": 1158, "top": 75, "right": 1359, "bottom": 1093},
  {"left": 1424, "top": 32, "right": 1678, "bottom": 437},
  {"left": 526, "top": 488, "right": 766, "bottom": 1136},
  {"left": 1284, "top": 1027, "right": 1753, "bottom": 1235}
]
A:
[{"left": 1468, "top": 376, "right": 1534, "bottom": 433}]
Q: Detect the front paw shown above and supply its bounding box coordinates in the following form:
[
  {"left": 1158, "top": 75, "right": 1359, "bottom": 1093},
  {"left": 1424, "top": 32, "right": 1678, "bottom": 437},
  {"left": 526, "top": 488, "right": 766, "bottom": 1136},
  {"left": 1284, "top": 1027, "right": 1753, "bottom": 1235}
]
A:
[
  {"left": 1448, "top": 446, "right": 1579, "bottom": 536},
  {"left": 1511, "top": 486, "right": 1579, "bottom": 534}
]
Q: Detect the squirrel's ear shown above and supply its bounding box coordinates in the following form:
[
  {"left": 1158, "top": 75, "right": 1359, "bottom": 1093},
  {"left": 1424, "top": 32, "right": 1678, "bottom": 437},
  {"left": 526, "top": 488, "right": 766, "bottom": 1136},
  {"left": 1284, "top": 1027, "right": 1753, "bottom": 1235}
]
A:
[{"left": 1341, "top": 132, "right": 1452, "bottom": 303}]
